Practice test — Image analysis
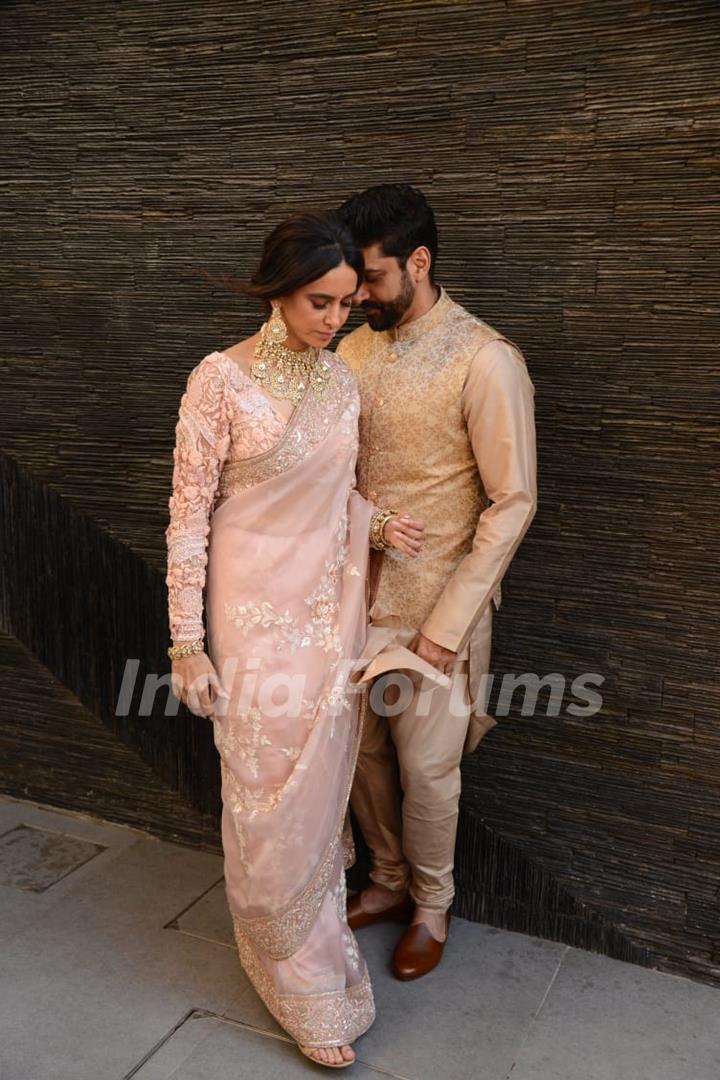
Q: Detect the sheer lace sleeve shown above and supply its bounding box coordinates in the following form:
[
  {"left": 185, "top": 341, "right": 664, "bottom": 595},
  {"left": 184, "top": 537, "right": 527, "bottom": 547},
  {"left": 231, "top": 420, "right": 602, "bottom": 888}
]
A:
[{"left": 165, "top": 354, "right": 232, "bottom": 645}]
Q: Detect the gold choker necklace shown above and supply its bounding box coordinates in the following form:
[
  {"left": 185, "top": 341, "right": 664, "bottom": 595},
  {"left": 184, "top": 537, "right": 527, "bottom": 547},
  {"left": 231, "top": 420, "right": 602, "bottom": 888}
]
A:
[{"left": 251, "top": 329, "right": 332, "bottom": 406}]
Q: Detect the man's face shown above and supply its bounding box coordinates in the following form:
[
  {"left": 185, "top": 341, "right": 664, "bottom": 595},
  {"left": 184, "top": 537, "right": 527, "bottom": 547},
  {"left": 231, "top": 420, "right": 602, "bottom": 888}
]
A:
[{"left": 353, "top": 243, "right": 416, "bottom": 331}]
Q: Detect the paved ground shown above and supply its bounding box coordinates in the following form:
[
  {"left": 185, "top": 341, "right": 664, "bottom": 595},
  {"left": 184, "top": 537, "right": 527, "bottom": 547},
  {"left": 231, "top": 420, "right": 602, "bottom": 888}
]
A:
[{"left": 1, "top": 794, "right": 718, "bottom": 1080}]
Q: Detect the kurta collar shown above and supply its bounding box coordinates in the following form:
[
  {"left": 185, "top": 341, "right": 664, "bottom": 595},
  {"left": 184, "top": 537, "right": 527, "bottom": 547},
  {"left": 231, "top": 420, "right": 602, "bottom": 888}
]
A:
[{"left": 389, "top": 285, "right": 453, "bottom": 344}]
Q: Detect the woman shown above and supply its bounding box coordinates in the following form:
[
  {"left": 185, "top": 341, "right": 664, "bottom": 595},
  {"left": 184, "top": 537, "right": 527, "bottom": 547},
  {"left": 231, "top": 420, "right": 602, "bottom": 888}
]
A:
[{"left": 165, "top": 211, "right": 425, "bottom": 1068}]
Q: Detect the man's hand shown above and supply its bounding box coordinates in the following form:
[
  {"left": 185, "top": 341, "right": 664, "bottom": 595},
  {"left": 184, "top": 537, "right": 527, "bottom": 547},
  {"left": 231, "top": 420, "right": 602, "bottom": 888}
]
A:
[{"left": 409, "top": 632, "right": 457, "bottom": 676}]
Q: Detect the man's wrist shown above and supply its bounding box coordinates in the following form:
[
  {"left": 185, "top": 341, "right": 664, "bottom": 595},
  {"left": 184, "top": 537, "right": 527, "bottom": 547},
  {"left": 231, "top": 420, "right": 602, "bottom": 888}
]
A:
[
  {"left": 419, "top": 620, "right": 461, "bottom": 654},
  {"left": 418, "top": 630, "right": 456, "bottom": 655}
]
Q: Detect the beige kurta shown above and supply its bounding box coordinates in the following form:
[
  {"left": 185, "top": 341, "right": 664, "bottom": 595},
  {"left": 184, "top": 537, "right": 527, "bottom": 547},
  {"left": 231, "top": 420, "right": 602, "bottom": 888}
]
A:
[{"left": 337, "top": 286, "right": 537, "bottom": 753}]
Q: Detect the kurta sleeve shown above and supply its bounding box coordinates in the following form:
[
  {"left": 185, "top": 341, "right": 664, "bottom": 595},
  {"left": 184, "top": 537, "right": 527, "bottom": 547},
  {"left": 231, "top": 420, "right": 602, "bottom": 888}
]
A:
[
  {"left": 420, "top": 338, "right": 537, "bottom": 654},
  {"left": 165, "top": 355, "right": 232, "bottom": 645}
]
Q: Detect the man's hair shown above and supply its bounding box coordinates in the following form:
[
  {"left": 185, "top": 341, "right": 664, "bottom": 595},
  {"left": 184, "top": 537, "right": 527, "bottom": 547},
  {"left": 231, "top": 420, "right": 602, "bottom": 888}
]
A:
[{"left": 337, "top": 183, "right": 438, "bottom": 282}]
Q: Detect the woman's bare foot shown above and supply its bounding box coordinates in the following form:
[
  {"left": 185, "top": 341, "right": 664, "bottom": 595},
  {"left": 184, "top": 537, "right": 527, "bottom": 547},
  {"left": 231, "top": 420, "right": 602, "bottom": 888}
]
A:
[
  {"left": 356, "top": 882, "right": 409, "bottom": 914},
  {"left": 300, "top": 1043, "right": 355, "bottom": 1066}
]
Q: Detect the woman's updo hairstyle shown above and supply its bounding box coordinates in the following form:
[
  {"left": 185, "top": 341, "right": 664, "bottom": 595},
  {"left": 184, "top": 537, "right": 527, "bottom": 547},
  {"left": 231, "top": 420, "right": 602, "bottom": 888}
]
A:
[{"left": 205, "top": 210, "right": 364, "bottom": 310}]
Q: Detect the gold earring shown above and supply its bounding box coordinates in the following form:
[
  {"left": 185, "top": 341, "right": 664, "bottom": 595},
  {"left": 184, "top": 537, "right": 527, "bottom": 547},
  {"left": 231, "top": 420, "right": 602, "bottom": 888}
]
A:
[{"left": 265, "top": 303, "right": 288, "bottom": 345}]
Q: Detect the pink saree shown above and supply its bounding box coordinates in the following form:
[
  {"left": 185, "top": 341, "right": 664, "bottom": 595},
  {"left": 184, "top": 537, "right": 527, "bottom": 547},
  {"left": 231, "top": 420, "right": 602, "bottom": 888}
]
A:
[{"left": 202, "top": 352, "right": 376, "bottom": 1047}]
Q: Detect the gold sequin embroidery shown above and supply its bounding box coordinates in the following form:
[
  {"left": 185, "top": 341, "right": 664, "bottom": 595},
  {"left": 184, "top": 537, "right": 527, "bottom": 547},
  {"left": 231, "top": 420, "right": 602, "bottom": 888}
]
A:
[{"left": 231, "top": 916, "right": 376, "bottom": 1047}]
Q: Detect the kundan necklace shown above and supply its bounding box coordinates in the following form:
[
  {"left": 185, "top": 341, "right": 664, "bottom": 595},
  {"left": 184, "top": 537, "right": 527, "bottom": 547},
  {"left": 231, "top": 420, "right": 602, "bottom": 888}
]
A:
[{"left": 250, "top": 304, "right": 333, "bottom": 406}]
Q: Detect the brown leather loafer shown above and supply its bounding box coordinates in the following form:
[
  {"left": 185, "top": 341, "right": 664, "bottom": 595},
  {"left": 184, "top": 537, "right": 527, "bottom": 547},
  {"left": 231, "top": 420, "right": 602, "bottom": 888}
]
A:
[
  {"left": 346, "top": 890, "right": 414, "bottom": 931},
  {"left": 392, "top": 912, "right": 451, "bottom": 980}
]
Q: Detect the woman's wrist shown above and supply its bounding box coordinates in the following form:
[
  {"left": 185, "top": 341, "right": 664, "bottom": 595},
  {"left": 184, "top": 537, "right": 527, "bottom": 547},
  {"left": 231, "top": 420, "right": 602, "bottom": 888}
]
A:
[
  {"left": 369, "top": 508, "right": 398, "bottom": 551},
  {"left": 168, "top": 637, "right": 205, "bottom": 660}
]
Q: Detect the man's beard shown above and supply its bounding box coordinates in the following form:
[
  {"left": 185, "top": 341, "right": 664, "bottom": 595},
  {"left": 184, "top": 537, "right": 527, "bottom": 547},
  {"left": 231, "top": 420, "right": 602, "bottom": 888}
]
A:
[{"left": 361, "top": 270, "right": 415, "bottom": 331}]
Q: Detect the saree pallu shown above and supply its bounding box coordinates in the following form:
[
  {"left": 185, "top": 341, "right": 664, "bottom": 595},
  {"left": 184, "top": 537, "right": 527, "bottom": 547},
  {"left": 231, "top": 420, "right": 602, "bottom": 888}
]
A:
[{"left": 204, "top": 357, "right": 376, "bottom": 1047}]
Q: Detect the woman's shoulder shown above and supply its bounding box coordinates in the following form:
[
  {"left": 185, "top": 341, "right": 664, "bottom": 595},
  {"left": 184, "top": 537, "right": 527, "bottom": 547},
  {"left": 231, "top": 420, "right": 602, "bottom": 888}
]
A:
[
  {"left": 186, "top": 349, "right": 231, "bottom": 385},
  {"left": 321, "top": 350, "right": 360, "bottom": 412},
  {"left": 187, "top": 347, "right": 256, "bottom": 392},
  {"left": 177, "top": 352, "right": 236, "bottom": 413},
  {"left": 322, "top": 348, "right": 357, "bottom": 383}
]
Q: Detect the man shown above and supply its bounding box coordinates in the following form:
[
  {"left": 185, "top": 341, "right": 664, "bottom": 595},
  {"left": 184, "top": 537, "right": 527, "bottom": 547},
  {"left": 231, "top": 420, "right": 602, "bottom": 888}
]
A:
[{"left": 336, "top": 183, "right": 537, "bottom": 979}]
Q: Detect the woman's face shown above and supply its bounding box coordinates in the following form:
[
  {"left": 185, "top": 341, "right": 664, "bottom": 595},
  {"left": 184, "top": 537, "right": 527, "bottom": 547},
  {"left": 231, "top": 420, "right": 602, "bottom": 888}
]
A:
[{"left": 277, "top": 260, "right": 358, "bottom": 350}]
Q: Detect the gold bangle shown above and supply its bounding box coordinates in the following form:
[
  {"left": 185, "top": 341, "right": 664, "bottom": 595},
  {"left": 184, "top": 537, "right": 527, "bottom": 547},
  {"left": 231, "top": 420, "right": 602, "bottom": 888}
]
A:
[
  {"left": 369, "top": 508, "right": 398, "bottom": 551},
  {"left": 167, "top": 638, "right": 204, "bottom": 660},
  {"left": 369, "top": 510, "right": 382, "bottom": 549}
]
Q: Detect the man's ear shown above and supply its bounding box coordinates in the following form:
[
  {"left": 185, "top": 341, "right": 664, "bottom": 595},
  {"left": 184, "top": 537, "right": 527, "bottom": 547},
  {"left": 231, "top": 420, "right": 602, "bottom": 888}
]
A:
[{"left": 408, "top": 246, "right": 432, "bottom": 282}]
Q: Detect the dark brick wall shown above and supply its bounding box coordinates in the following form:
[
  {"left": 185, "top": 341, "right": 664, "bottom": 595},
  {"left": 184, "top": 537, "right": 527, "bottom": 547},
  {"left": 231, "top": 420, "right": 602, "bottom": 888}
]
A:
[{"left": 1, "top": 1, "right": 718, "bottom": 983}]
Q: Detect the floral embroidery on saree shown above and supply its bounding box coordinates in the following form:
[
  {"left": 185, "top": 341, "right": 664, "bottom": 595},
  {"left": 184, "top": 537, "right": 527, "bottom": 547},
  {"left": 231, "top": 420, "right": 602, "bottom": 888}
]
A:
[{"left": 213, "top": 706, "right": 271, "bottom": 780}]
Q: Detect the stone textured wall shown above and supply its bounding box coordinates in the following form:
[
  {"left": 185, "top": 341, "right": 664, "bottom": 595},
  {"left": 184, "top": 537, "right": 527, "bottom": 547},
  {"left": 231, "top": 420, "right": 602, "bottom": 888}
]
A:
[{"left": 1, "top": 1, "right": 718, "bottom": 984}]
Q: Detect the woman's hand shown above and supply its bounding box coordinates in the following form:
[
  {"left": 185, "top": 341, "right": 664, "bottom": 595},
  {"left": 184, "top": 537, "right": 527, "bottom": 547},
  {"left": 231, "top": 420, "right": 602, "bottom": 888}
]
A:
[
  {"left": 171, "top": 650, "right": 229, "bottom": 720},
  {"left": 384, "top": 512, "right": 426, "bottom": 558}
]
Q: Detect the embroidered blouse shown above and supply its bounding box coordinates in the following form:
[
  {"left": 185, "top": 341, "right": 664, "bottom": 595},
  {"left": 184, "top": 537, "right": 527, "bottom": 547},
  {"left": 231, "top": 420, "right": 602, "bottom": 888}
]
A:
[{"left": 165, "top": 351, "right": 289, "bottom": 645}]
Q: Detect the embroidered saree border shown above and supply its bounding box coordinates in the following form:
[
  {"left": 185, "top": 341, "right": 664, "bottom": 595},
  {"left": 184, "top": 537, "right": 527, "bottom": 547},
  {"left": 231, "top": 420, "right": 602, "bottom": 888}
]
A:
[{"left": 231, "top": 917, "right": 376, "bottom": 1047}]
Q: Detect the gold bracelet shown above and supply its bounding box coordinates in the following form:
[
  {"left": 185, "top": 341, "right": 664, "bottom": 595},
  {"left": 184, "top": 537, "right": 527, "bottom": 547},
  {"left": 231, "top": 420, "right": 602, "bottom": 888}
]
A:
[
  {"left": 371, "top": 513, "right": 388, "bottom": 550},
  {"left": 369, "top": 508, "right": 398, "bottom": 551},
  {"left": 378, "top": 509, "right": 399, "bottom": 549},
  {"left": 167, "top": 638, "right": 204, "bottom": 660}
]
